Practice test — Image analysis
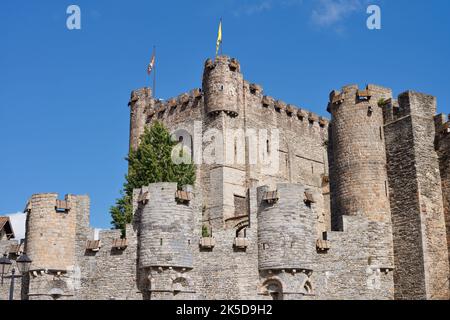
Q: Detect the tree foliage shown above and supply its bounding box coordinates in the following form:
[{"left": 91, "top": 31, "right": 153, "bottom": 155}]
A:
[{"left": 110, "top": 121, "right": 196, "bottom": 233}]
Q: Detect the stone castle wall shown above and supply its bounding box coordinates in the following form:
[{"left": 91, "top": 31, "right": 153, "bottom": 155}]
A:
[
  {"left": 328, "top": 84, "right": 392, "bottom": 228},
  {"left": 76, "top": 224, "right": 141, "bottom": 300},
  {"left": 132, "top": 56, "right": 330, "bottom": 235},
  {"left": 312, "top": 215, "right": 395, "bottom": 300},
  {"left": 257, "top": 184, "right": 316, "bottom": 272},
  {"left": 10, "top": 55, "right": 450, "bottom": 300},
  {"left": 24, "top": 194, "right": 78, "bottom": 271},
  {"left": 0, "top": 239, "right": 23, "bottom": 300},
  {"left": 384, "top": 92, "right": 449, "bottom": 300},
  {"left": 435, "top": 113, "right": 450, "bottom": 294},
  {"left": 21, "top": 194, "right": 140, "bottom": 300},
  {"left": 136, "top": 183, "right": 196, "bottom": 300}
]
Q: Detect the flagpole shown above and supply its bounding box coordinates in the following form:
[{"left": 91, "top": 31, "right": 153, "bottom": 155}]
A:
[
  {"left": 153, "top": 46, "right": 156, "bottom": 98},
  {"left": 220, "top": 17, "right": 223, "bottom": 56}
]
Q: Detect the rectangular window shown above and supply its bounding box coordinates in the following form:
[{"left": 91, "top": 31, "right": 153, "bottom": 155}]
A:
[{"left": 234, "top": 194, "right": 248, "bottom": 217}]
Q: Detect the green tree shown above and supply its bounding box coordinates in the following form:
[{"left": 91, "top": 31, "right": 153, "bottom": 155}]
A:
[{"left": 110, "top": 121, "right": 196, "bottom": 234}]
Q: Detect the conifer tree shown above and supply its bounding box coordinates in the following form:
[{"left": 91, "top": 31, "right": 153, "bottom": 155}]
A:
[{"left": 110, "top": 121, "right": 196, "bottom": 233}]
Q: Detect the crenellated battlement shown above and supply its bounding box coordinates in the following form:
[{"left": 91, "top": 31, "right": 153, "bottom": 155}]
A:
[
  {"left": 249, "top": 83, "right": 263, "bottom": 96},
  {"left": 129, "top": 87, "right": 152, "bottom": 105},
  {"left": 24, "top": 193, "right": 78, "bottom": 215},
  {"left": 130, "top": 55, "right": 330, "bottom": 133},
  {"left": 84, "top": 225, "right": 133, "bottom": 253},
  {"left": 435, "top": 113, "right": 450, "bottom": 136},
  {"left": 327, "top": 84, "right": 392, "bottom": 113},
  {"left": 383, "top": 91, "right": 437, "bottom": 125},
  {"left": 204, "top": 55, "right": 241, "bottom": 73},
  {"left": 147, "top": 89, "right": 203, "bottom": 123},
  {"left": 135, "top": 184, "right": 194, "bottom": 206},
  {"left": 260, "top": 95, "right": 329, "bottom": 128}
]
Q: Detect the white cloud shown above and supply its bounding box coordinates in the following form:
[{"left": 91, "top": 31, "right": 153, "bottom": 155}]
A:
[
  {"left": 6, "top": 212, "right": 26, "bottom": 241},
  {"left": 233, "top": 0, "right": 306, "bottom": 16},
  {"left": 231, "top": 0, "right": 365, "bottom": 29},
  {"left": 234, "top": 0, "right": 273, "bottom": 17},
  {"left": 311, "top": 0, "right": 363, "bottom": 27}
]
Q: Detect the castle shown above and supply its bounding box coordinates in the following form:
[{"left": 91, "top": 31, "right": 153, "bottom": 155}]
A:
[{"left": 1, "top": 55, "right": 449, "bottom": 300}]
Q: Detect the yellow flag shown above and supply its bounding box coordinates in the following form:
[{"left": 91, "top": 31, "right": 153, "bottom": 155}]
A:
[{"left": 216, "top": 19, "right": 222, "bottom": 56}]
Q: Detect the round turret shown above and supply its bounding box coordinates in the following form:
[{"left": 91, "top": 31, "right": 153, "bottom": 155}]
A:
[
  {"left": 328, "top": 84, "right": 392, "bottom": 227},
  {"left": 202, "top": 56, "right": 243, "bottom": 117},
  {"left": 257, "top": 184, "right": 316, "bottom": 272},
  {"left": 138, "top": 183, "right": 194, "bottom": 269},
  {"left": 24, "top": 194, "right": 78, "bottom": 271}
]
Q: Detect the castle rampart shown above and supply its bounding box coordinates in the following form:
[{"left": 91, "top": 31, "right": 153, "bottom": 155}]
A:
[
  {"left": 435, "top": 113, "right": 450, "bottom": 293},
  {"left": 313, "top": 215, "right": 395, "bottom": 300},
  {"left": 384, "top": 91, "right": 449, "bottom": 299},
  {"left": 76, "top": 224, "right": 141, "bottom": 300},
  {"left": 6, "top": 55, "right": 450, "bottom": 301}
]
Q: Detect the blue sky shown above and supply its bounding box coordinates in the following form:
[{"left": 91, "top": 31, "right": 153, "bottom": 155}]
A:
[{"left": 1, "top": 0, "right": 449, "bottom": 229}]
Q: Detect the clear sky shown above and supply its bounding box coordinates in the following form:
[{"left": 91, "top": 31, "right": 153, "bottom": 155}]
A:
[{"left": 1, "top": 0, "right": 449, "bottom": 229}]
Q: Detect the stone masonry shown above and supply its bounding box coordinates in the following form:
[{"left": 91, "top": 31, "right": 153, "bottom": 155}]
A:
[
  {"left": 5, "top": 55, "right": 449, "bottom": 300},
  {"left": 384, "top": 92, "right": 449, "bottom": 299}
]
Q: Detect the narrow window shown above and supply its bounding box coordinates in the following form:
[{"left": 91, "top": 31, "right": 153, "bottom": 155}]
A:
[
  {"left": 234, "top": 138, "right": 238, "bottom": 162},
  {"left": 385, "top": 181, "right": 388, "bottom": 197},
  {"left": 160, "top": 239, "right": 163, "bottom": 246},
  {"left": 234, "top": 194, "right": 248, "bottom": 217},
  {"left": 267, "top": 140, "right": 270, "bottom": 154},
  {"left": 380, "top": 127, "right": 383, "bottom": 140}
]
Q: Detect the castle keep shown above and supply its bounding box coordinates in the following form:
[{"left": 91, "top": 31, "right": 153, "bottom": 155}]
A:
[{"left": 1, "top": 56, "right": 449, "bottom": 300}]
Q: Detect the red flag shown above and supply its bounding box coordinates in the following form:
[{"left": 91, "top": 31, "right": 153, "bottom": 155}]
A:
[{"left": 147, "top": 50, "right": 155, "bottom": 75}]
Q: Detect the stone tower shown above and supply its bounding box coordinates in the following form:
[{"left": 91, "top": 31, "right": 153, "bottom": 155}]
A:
[
  {"left": 135, "top": 183, "right": 196, "bottom": 300},
  {"left": 328, "top": 84, "right": 394, "bottom": 271},
  {"left": 203, "top": 56, "right": 243, "bottom": 117},
  {"left": 328, "top": 84, "right": 392, "bottom": 228},
  {"left": 129, "top": 87, "right": 153, "bottom": 152},
  {"left": 257, "top": 184, "right": 317, "bottom": 299},
  {"left": 384, "top": 92, "right": 450, "bottom": 300},
  {"left": 24, "top": 193, "right": 89, "bottom": 299},
  {"left": 201, "top": 56, "right": 248, "bottom": 228}
]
